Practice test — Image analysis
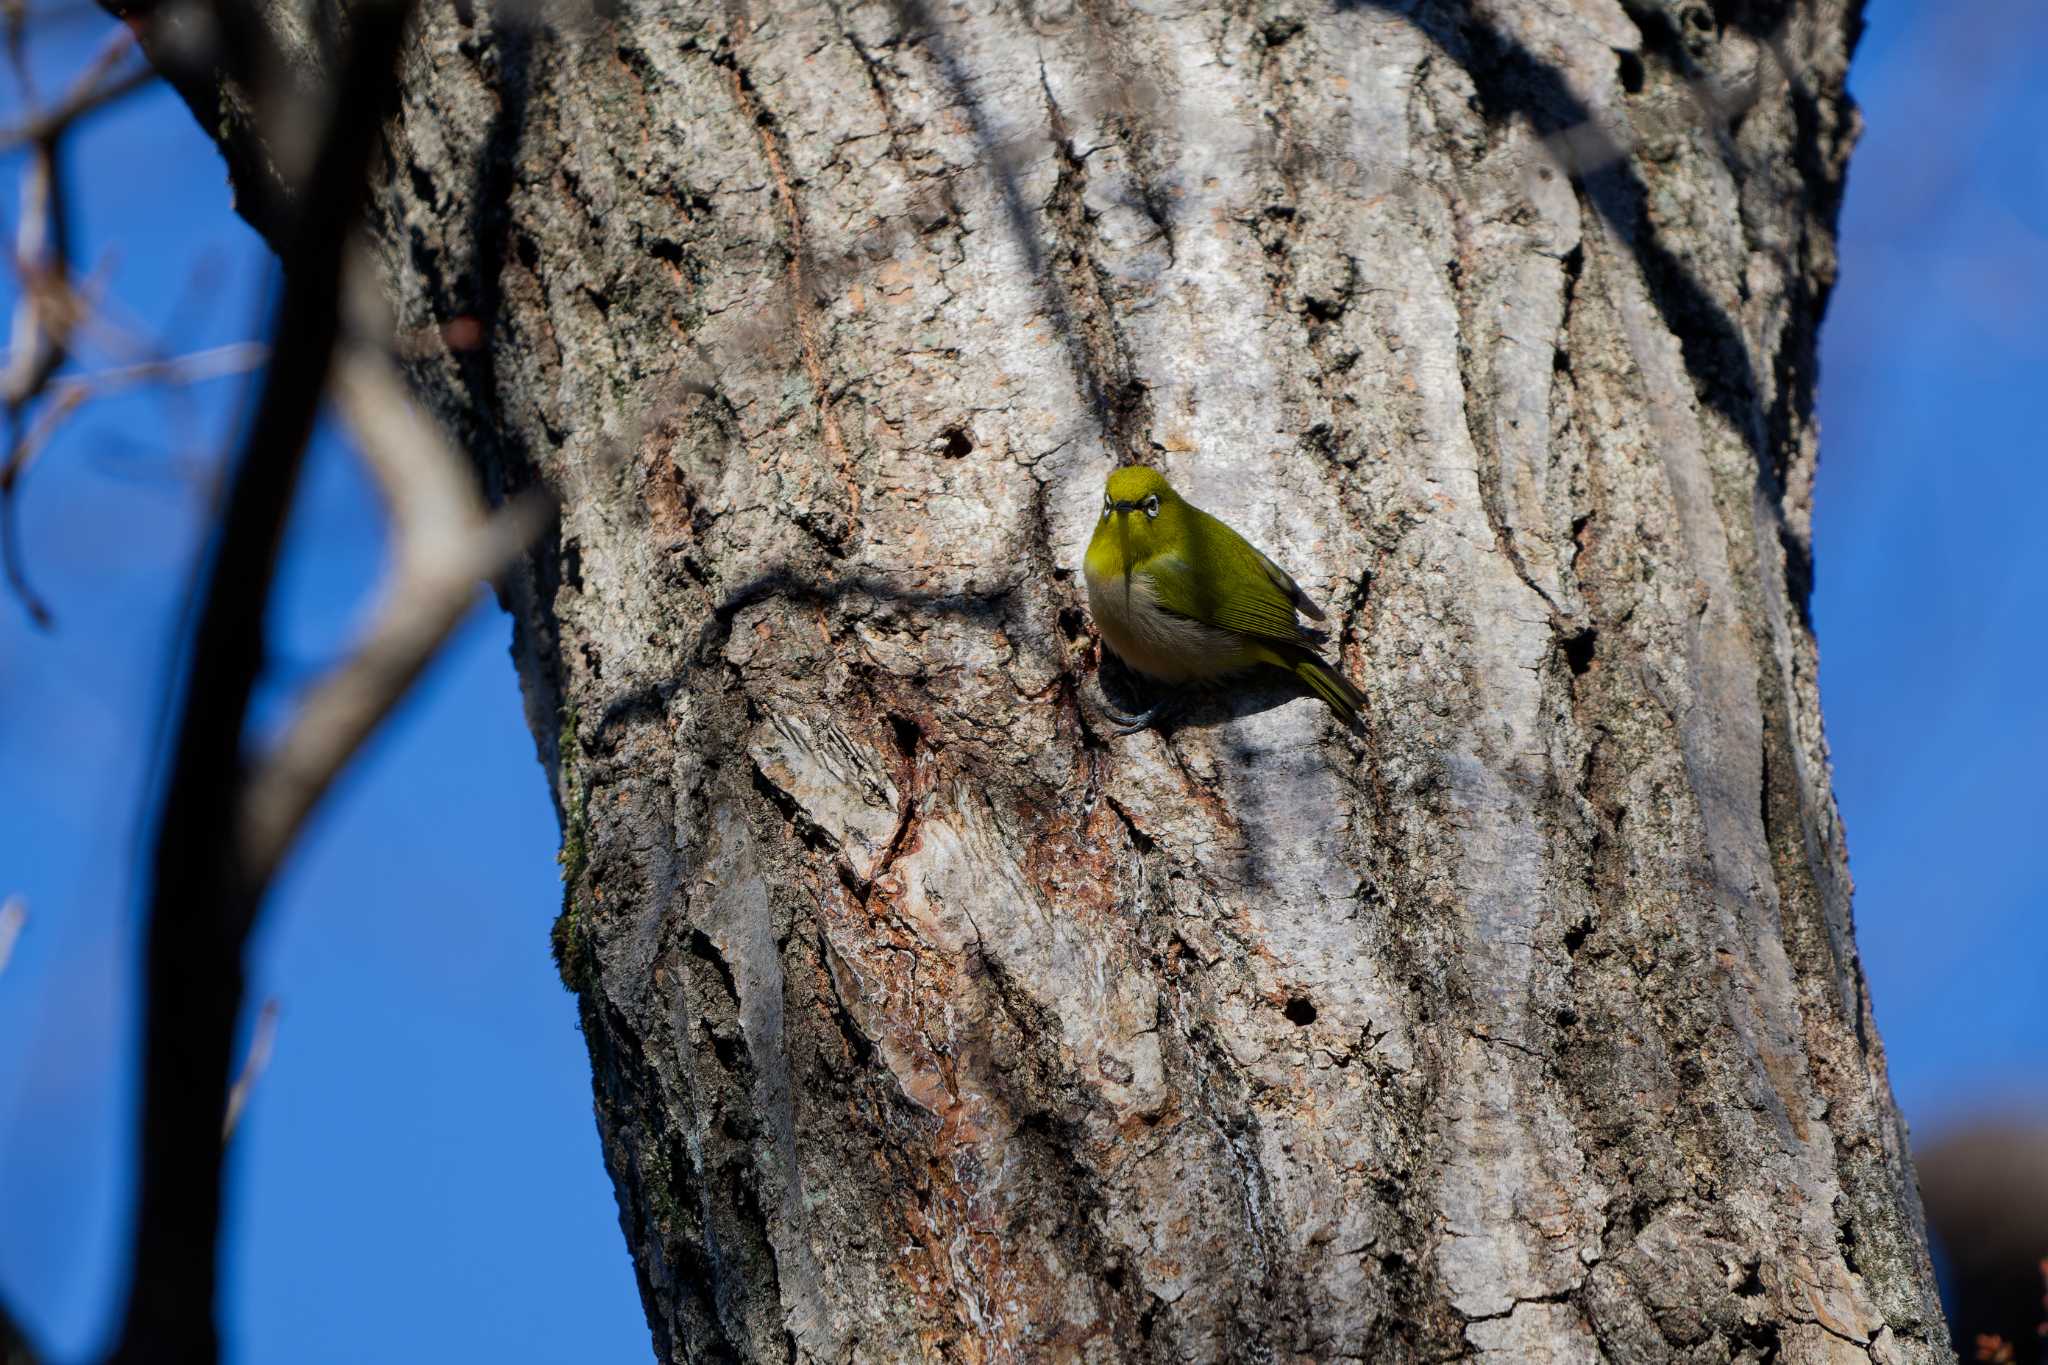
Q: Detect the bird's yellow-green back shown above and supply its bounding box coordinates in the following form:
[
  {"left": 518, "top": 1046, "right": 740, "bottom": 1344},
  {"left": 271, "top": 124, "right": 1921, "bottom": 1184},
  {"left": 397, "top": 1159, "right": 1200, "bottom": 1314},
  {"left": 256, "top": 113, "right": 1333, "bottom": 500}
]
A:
[{"left": 1082, "top": 465, "right": 1364, "bottom": 724}]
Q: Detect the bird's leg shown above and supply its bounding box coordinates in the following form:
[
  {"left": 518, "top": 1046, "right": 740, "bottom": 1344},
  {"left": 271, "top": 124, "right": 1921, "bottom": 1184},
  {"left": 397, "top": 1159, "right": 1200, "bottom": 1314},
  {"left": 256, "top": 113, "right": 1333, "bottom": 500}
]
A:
[
  {"left": 1103, "top": 693, "right": 1177, "bottom": 735},
  {"left": 1095, "top": 654, "right": 1179, "bottom": 734}
]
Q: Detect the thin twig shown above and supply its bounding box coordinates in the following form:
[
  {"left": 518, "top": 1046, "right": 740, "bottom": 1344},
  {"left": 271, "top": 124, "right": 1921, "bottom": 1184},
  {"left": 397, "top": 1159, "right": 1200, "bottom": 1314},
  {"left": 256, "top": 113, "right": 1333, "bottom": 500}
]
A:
[
  {"left": 0, "top": 895, "right": 24, "bottom": 975},
  {"left": 1, "top": 143, "right": 73, "bottom": 410},
  {"left": 4, "top": 342, "right": 264, "bottom": 480},
  {"left": 220, "top": 997, "right": 278, "bottom": 1139},
  {"left": 0, "top": 342, "right": 262, "bottom": 624},
  {"left": 0, "top": 103, "right": 73, "bottom": 623},
  {"left": 0, "top": 428, "right": 48, "bottom": 624},
  {"left": 238, "top": 330, "right": 551, "bottom": 887},
  {"left": 0, "top": 26, "right": 152, "bottom": 152}
]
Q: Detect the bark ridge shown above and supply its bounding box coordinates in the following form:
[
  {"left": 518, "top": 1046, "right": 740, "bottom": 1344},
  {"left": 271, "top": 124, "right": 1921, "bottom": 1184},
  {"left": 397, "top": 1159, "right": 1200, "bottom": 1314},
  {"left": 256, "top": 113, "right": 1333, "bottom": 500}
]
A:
[{"left": 224, "top": 0, "right": 1951, "bottom": 1358}]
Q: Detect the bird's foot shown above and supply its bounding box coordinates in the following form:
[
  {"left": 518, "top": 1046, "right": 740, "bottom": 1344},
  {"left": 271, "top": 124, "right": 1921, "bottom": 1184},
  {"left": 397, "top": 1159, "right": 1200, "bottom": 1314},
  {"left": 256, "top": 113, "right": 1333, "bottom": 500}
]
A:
[{"left": 1103, "top": 696, "right": 1175, "bottom": 735}]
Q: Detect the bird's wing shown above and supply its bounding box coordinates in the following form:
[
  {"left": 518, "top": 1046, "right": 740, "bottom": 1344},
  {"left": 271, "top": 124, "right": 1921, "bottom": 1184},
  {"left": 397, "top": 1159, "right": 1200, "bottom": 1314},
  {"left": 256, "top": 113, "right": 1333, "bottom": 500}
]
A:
[
  {"left": 1146, "top": 508, "right": 1325, "bottom": 644},
  {"left": 1246, "top": 540, "right": 1327, "bottom": 622}
]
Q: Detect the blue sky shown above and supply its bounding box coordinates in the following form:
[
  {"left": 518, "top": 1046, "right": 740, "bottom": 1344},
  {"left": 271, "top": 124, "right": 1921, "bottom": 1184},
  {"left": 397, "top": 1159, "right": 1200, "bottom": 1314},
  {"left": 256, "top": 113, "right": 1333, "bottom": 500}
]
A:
[
  {"left": 0, "top": 1, "right": 2041, "bottom": 1360},
  {"left": 1813, "top": 0, "right": 2048, "bottom": 1124}
]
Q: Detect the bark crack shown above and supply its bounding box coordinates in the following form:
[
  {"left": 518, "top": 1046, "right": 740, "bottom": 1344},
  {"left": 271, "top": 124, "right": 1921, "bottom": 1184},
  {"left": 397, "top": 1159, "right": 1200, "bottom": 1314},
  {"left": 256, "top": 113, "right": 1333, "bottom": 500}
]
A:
[
  {"left": 1038, "top": 60, "right": 1156, "bottom": 462},
  {"left": 290, "top": 0, "right": 1951, "bottom": 1355},
  {"left": 713, "top": 29, "right": 861, "bottom": 547}
]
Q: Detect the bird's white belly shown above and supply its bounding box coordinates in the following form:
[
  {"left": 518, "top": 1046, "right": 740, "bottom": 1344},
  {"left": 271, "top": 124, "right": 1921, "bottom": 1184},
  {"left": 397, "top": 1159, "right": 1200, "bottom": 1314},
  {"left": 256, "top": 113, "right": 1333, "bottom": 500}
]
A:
[{"left": 1084, "top": 565, "right": 1247, "bottom": 683}]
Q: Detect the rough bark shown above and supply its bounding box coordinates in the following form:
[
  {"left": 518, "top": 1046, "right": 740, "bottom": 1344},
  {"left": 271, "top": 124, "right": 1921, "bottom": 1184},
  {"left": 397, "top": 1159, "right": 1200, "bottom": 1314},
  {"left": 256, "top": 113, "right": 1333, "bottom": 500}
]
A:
[{"left": 166, "top": 0, "right": 1949, "bottom": 1358}]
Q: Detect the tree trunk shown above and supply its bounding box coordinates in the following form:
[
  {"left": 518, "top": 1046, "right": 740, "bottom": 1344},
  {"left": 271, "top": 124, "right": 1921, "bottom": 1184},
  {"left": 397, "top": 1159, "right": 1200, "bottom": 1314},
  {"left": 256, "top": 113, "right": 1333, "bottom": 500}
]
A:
[{"left": 168, "top": 0, "right": 1950, "bottom": 1357}]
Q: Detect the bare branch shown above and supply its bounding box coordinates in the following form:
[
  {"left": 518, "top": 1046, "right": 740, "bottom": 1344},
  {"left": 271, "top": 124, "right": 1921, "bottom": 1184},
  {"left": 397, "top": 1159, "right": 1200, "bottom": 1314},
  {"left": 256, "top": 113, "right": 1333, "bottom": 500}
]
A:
[
  {"left": 2, "top": 143, "right": 75, "bottom": 411},
  {"left": 4, "top": 341, "right": 263, "bottom": 478},
  {"left": 1, "top": 341, "right": 261, "bottom": 624},
  {"left": 0, "top": 468, "right": 46, "bottom": 623},
  {"left": 0, "top": 24, "right": 152, "bottom": 153},
  {"left": 238, "top": 332, "right": 550, "bottom": 888},
  {"left": 0, "top": 32, "right": 123, "bottom": 623},
  {"left": 3, "top": 0, "right": 37, "bottom": 102},
  {"left": 0, "top": 1290, "right": 40, "bottom": 1365},
  {"left": 0, "top": 30, "right": 150, "bottom": 417},
  {"left": 220, "top": 997, "right": 277, "bottom": 1139},
  {"left": 0, "top": 894, "right": 24, "bottom": 975},
  {"left": 110, "top": 1, "right": 415, "bottom": 1357}
]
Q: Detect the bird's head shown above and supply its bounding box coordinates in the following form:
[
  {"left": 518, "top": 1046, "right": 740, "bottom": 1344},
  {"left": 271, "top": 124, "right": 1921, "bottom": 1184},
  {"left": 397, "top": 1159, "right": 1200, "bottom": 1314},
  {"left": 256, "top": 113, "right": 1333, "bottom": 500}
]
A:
[{"left": 1099, "top": 465, "right": 1184, "bottom": 603}]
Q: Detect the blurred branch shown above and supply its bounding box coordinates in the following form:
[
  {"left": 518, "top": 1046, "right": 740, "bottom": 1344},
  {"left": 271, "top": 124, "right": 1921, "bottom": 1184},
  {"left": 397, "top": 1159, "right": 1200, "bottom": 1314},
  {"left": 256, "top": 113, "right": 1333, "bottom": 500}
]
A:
[
  {"left": 0, "top": 0, "right": 543, "bottom": 1351},
  {"left": 103, "top": 0, "right": 299, "bottom": 244},
  {"left": 0, "top": 144, "right": 72, "bottom": 623},
  {"left": 0, "top": 29, "right": 155, "bottom": 407},
  {"left": 0, "top": 25, "right": 172, "bottom": 624},
  {"left": 0, "top": 23, "right": 150, "bottom": 151},
  {"left": 0, "top": 1293, "right": 40, "bottom": 1365},
  {"left": 109, "top": 0, "right": 414, "bottom": 1358},
  {"left": 237, "top": 265, "right": 550, "bottom": 888},
  {"left": 220, "top": 996, "right": 277, "bottom": 1139},
  {"left": 1920, "top": 1121, "right": 2048, "bottom": 1360},
  {"left": 0, "top": 342, "right": 260, "bottom": 618},
  {"left": 5, "top": 340, "right": 263, "bottom": 478},
  {"left": 0, "top": 894, "right": 23, "bottom": 975}
]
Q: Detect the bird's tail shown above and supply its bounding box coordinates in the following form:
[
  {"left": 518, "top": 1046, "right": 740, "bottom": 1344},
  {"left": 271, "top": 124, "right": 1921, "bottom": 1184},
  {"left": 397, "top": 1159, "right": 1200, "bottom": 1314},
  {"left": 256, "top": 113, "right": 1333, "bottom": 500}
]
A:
[{"left": 1256, "top": 643, "right": 1366, "bottom": 724}]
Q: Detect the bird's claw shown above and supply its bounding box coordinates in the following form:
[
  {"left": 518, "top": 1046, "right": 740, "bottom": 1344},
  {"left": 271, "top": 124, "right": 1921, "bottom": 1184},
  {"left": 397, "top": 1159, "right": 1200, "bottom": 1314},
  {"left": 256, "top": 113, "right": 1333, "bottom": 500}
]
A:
[{"left": 1104, "top": 698, "right": 1173, "bottom": 735}]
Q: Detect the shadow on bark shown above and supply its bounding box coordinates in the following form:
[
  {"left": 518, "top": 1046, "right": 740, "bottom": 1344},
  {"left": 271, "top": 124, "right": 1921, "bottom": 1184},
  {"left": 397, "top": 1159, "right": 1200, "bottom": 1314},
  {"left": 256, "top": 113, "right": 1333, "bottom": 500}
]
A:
[
  {"left": 569, "top": 568, "right": 1030, "bottom": 754},
  {"left": 1096, "top": 650, "right": 1349, "bottom": 736},
  {"left": 883, "top": 0, "right": 1153, "bottom": 462},
  {"left": 1341, "top": 0, "right": 1832, "bottom": 624},
  {"left": 395, "top": 7, "right": 534, "bottom": 473},
  {"left": 874, "top": 0, "right": 1833, "bottom": 630}
]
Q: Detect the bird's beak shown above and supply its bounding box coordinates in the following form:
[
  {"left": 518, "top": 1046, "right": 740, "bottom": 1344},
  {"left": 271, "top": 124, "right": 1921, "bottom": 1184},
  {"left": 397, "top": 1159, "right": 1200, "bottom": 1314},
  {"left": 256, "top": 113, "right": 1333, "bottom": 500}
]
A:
[{"left": 1117, "top": 508, "right": 1133, "bottom": 611}]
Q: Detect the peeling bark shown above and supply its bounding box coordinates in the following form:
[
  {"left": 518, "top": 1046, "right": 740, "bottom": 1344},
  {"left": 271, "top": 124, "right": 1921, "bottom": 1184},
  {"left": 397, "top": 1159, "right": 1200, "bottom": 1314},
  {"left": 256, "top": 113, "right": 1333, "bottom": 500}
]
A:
[{"left": 163, "top": 0, "right": 1948, "bottom": 1358}]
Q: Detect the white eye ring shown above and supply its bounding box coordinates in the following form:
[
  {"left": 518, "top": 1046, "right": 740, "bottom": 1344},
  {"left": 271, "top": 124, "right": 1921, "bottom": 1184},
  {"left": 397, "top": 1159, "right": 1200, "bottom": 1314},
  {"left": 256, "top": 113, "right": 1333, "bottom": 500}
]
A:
[
  {"left": 1143, "top": 495, "right": 1160, "bottom": 518},
  {"left": 1102, "top": 497, "right": 1112, "bottom": 518}
]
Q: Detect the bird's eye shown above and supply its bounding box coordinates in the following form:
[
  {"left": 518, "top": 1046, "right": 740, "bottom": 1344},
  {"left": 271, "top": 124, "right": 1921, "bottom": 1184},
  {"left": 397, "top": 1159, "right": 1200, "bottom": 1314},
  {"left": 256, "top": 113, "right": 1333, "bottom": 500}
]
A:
[
  {"left": 1102, "top": 497, "right": 1112, "bottom": 518},
  {"left": 1143, "top": 495, "right": 1160, "bottom": 518}
]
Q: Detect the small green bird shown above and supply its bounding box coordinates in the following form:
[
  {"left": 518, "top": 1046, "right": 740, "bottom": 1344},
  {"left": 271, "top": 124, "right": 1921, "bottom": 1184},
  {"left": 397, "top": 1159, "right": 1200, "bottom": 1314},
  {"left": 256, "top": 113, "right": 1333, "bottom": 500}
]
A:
[{"left": 1082, "top": 465, "right": 1364, "bottom": 732}]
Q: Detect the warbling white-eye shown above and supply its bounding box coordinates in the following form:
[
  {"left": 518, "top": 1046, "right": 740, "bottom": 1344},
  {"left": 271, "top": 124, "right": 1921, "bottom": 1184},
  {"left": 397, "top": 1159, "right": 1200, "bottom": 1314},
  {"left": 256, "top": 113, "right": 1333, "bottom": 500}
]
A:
[{"left": 1082, "top": 465, "right": 1364, "bottom": 732}]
